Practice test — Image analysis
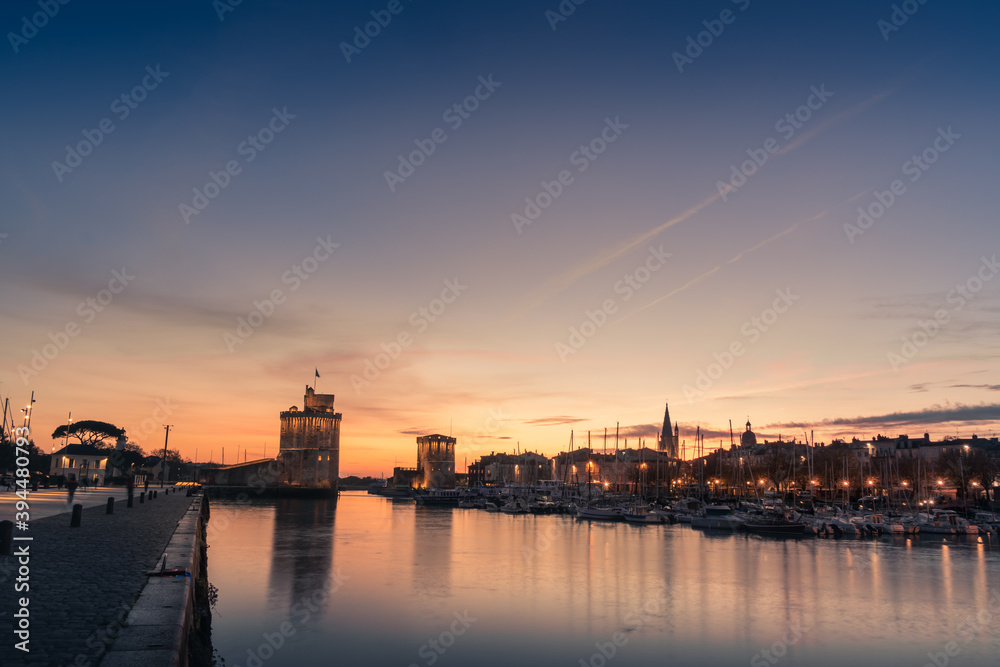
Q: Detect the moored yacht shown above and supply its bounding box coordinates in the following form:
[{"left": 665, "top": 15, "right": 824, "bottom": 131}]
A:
[{"left": 691, "top": 505, "right": 745, "bottom": 530}]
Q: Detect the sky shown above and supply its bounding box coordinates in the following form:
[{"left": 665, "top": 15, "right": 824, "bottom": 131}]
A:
[{"left": 2, "top": 0, "right": 999, "bottom": 475}]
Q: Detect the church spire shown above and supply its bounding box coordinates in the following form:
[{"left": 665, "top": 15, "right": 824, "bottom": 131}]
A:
[{"left": 659, "top": 402, "right": 677, "bottom": 458}]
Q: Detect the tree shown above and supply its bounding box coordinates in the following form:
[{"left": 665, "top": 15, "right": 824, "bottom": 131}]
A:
[
  {"left": 155, "top": 449, "right": 188, "bottom": 481},
  {"left": 51, "top": 420, "right": 126, "bottom": 447},
  {"left": 761, "top": 448, "right": 791, "bottom": 493},
  {"left": 106, "top": 441, "right": 146, "bottom": 477},
  {"left": 966, "top": 449, "right": 998, "bottom": 505},
  {"left": 1, "top": 438, "right": 48, "bottom": 476},
  {"left": 940, "top": 448, "right": 997, "bottom": 506},
  {"left": 938, "top": 449, "right": 969, "bottom": 501}
]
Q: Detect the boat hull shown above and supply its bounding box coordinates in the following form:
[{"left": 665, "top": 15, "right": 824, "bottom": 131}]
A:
[
  {"left": 744, "top": 522, "right": 805, "bottom": 535},
  {"left": 577, "top": 508, "right": 622, "bottom": 521}
]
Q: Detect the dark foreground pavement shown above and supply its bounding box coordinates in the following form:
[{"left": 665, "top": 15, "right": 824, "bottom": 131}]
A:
[{"left": 1, "top": 489, "right": 193, "bottom": 666}]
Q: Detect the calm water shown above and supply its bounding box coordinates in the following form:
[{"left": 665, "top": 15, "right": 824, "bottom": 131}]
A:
[{"left": 208, "top": 493, "right": 1000, "bottom": 667}]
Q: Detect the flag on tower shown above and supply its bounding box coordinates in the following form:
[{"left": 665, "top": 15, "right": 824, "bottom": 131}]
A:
[{"left": 315, "top": 369, "right": 320, "bottom": 379}]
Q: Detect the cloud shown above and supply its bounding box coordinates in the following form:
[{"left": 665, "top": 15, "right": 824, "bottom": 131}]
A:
[
  {"left": 950, "top": 384, "right": 1000, "bottom": 391},
  {"left": 768, "top": 402, "right": 1000, "bottom": 430},
  {"left": 618, "top": 423, "right": 659, "bottom": 438}
]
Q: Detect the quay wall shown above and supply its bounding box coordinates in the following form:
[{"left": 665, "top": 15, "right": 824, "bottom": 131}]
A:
[
  {"left": 101, "top": 493, "right": 211, "bottom": 667},
  {"left": 0, "top": 488, "right": 197, "bottom": 667},
  {"left": 203, "top": 484, "right": 338, "bottom": 500}
]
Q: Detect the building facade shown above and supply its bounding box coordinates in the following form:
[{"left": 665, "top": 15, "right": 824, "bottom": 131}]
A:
[
  {"left": 278, "top": 386, "right": 341, "bottom": 489},
  {"left": 50, "top": 444, "right": 111, "bottom": 485}
]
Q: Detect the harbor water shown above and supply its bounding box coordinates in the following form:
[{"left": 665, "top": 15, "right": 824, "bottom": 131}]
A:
[{"left": 208, "top": 492, "right": 1000, "bottom": 667}]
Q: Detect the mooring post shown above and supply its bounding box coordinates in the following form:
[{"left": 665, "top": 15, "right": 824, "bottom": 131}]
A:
[{"left": 0, "top": 520, "right": 12, "bottom": 556}]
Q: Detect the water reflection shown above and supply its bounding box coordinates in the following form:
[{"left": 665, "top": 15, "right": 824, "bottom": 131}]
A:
[
  {"left": 266, "top": 498, "right": 336, "bottom": 623},
  {"left": 208, "top": 494, "right": 1000, "bottom": 667},
  {"left": 413, "top": 507, "right": 453, "bottom": 599}
]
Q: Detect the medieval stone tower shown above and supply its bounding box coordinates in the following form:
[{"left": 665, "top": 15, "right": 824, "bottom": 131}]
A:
[
  {"left": 279, "top": 386, "right": 341, "bottom": 489},
  {"left": 416, "top": 434, "right": 456, "bottom": 489}
]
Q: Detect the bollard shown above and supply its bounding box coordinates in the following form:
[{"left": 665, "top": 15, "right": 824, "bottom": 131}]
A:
[
  {"left": 106, "top": 497, "right": 115, "bottom": 514},
  {"left": 139, "top": 492, "right": 145, "bottom": 504},
  {"left": 70, "top": 504, "right": 83, "bottom": 528},
  {"left": 0, "top": 520, "right": 12, "bottom": 556},
  {"left": 127, "top": 494, "right": 134, "bottom": 508},
  {"left": 186, "top": 488, "right": 192, "bottom": 497}
]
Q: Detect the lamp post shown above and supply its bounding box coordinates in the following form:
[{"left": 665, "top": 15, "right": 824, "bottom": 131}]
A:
[
  {"left": 161, "top": 424, "right": 173, "bottom": 487},
  {"left": 21, "top": 391, "right": 35, "bottom": 428}
]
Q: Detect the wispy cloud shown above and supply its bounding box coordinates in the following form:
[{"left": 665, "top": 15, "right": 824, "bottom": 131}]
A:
[
  {"left": 768, "top": 402, "right": 1000, "bottom": 429},
  {"left": 950, "top": 384, "right": 1000, "bottom": 391}
]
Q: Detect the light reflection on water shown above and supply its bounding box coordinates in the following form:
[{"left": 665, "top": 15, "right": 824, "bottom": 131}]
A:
[{"left": 208, "top": 493, "right": 1000, "bottom": 667}]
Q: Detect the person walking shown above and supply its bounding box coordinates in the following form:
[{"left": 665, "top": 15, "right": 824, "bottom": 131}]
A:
[
  {"left": 126, "top": 477, "right": 134, "bottom": 504},
  {"left": 66, "top": 474, "right": 79, "bottom": 504},
  {"left": 144, "top": 478, "right": 149, "bottom": 494}
]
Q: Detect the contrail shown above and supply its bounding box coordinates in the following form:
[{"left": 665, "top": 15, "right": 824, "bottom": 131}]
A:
[
  {"left": 613, "top": 223, "right": 798, "bottom": 325},
  {"left": 513, "top": 87, "right": 897, "bottom": 317}
]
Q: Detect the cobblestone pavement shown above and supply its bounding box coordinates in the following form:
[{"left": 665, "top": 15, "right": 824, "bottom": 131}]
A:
[{"left": 0, "top": 490, "right": 196, "bottom": 666}]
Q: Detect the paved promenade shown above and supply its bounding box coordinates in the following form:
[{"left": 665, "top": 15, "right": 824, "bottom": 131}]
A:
[
  {"left": 0, "top": 488, "right": 194, "bottom": 666},
  {"left": 0, "top": 486, "right": 135, "bottom": 520}
]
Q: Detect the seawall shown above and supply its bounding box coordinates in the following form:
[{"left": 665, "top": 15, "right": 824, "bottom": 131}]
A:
[{"left": 0, "top": 488, "right": 198, "bottom": 666}]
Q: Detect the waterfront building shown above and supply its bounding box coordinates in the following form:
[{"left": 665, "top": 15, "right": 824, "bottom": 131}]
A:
[
  {"left": 278, "top": 386, "right": 341, "bottom": 489},
  {"left": 467, "top": 451, "right": 553, "bottom": 486},
  {"left": 391, "top": 466, "right": 419, "bottom": 488},
  {"left": 416, "top": 434, "right": 456, "bottom": 489},
  {"left": 49, "top": 444, "right": 110, "bottom": 485}
]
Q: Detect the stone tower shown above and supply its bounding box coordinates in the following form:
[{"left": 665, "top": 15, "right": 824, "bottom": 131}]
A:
[
  {"left": 278, "top": 386, "right": 341, "bottom": 489},
  {"left": 416, "top": 434, "right": 456, "bottom": 489}
]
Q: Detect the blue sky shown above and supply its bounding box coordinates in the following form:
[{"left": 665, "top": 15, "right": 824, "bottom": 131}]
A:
[{"left": 2, "top": 0, "right": 999, "bottom": 473}]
